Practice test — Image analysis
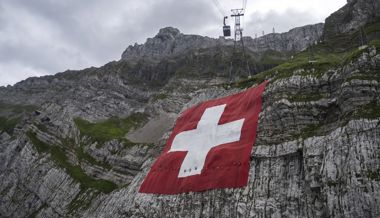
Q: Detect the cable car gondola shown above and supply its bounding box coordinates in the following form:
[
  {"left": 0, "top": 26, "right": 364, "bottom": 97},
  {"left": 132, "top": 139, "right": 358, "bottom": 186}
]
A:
[
  {"left": 213, "top": 0, "right": 252, "bottom": 80},
  {"left": 223, "top": 16, "right": 231, "bottom": 37}
]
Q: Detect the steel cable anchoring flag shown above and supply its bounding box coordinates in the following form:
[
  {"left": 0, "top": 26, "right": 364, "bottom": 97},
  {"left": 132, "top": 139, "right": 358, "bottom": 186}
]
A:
[{"left": 139, "top": 81, "right": 268, "bottom": 194}]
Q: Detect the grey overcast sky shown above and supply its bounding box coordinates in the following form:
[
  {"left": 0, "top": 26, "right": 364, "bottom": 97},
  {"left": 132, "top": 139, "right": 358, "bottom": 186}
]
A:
[{"left": 0, "top": 0, "right": 346, "bottom": 86}]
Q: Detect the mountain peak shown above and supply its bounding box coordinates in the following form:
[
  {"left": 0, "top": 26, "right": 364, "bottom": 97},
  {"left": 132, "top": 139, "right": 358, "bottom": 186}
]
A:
[
  {"left": 157, "top": 27, "right": 181, "bottom": 38},
  {"left": 121, "top": 24, "right": 324, "bottom": 61}
]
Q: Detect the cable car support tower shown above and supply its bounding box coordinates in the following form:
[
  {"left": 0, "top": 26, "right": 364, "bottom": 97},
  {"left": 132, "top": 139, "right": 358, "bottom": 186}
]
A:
[
  {"left": 213, "top": 0, "right": 251, "bottom": 83},
  {"left": 229, "top": 8, "right": 251, "bottom": 82}
]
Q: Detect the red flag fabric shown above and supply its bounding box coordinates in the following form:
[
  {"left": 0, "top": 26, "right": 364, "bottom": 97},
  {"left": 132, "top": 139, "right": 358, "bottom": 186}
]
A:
[{"left": 139, "top": 81, "right": 268, "bottom": 194}]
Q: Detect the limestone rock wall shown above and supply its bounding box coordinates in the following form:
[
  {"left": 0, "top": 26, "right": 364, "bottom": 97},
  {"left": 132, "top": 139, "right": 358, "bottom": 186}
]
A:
[
  {"left": 121, "top": 24, "right": 324, "bottom": 62},
  {"left": 1, "top": 46, "right": 378, "bottom": 218},
  {"left": 323, "top": 0, "right": 380, "bottom": 42},
  {"left": 0, "top": 1, "right": 379, "bottom": 216},
  {"left": 78, "top": 48, "right": 380, "bottom": 218}
]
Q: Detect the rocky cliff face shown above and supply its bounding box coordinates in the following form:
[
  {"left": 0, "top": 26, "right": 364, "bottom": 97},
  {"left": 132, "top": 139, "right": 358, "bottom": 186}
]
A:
[
  {"left": 121, "top": 27, "right": 221, "bottom": 61},
  {"left": 245, "top": 23, "right": 324, "bottom": 52},
  {"left": 83, "top": 46, "right": 380, "bottom": 218},
  {"left": 1, "top": 1, "right": 380, "bottom": 217},
  {"left": 121, "top": 24, "right": 324, "bottom": 62},
  {"left": 323, "top": 0, "right": 380, "bottom": 44}
]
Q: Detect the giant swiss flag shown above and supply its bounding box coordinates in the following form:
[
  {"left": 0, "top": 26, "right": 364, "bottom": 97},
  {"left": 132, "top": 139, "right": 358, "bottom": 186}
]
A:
[{"left": 139, "top": 81, "right": 268, "bottom": 194}]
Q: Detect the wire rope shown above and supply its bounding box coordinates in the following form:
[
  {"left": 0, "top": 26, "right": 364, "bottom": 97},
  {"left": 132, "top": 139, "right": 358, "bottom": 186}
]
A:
[
  {"left": 243, "top": 0, "right": 248, "bottom": 10},
  {"left": 212, "top": 0, "right": 227, "bottom": 16}
]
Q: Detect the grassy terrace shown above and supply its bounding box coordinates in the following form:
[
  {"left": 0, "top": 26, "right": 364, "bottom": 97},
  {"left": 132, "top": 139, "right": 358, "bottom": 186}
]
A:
[
  {"left": 26, "top": 131, "right": 117, "bottom": 193},
  {"left": 26, "top": 112, "right": 151, "bottom": 194},
  {"left": 355, "top": 100, "right": 380, "bottom": 119},
  {"left": 75, "top": 145, "right": 112, "bottom": 170},
  {"left": 228, "top": 21, "right": 380, "bottom": 141},
  {"left": 233, "top": 39, "right": 380, "bottom": 90},
  {"left": 0, "top": 117, "right": 21, "bottom": 134},
  {"left": 230, "top": 19, "right": 380, "bottom": 90},
  {"left": 74, "top": 113, "right": 148, "bottom": 147},
  {"left": 0, "top": 102, "right": 37, "bottom": 114},
  {"left": 229, "top": 44, "right": 347, "bottom": 89},
  {"left": 152, "top": 93, "right": 168, "bottom": 101},
  {"left": 0, "top": 102, "right": 37, "bottom": 134},
  {"left": 344, "top": 100, "right": 380, "bottom": 121}
]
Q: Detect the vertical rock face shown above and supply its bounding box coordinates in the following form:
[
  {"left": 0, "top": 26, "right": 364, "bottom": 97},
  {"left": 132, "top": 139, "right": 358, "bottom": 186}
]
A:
[
  {"left": 1, "top": 1, "right": 380, "bottom": 217},
  {"left": 323, "top": 0, "right": 380, "bottom": 42},
  {"left": 1, "top": 44, "right": 380, "bottom": 217},
  {"left": 121, "top": 24, "right": 324, "bottom": 61},
  {"left": 245, "top": 23, "right": 324, "bottom": 52},
  {"left": 80, "top": 47, "right": 380, "bottom": 218}
]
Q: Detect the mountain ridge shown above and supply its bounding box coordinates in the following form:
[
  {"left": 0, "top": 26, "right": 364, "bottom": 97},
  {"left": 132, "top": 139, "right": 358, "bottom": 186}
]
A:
[
  {"left": 121, "top": 23, "right": 323, "bottom": 61},
  {"left": 0, "top": 0, "right": 380, "bottom": 217}
]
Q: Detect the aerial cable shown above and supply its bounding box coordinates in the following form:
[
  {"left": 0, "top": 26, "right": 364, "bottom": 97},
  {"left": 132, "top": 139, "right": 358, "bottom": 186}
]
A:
[
  {"left": 240, "top": 0, "right": 247, "bottom": 34},
  {"left": 216, "top": 0, "right": 227, "bottom": 14},
  {"left": 228, "top": 1, "right": 251, "bottom": 82},
  {"left": 243, "top": 0, "right": 248, "bottom": 11},
  {"left": 211, "top": 0, "right": 252, "bottom": 83},
  {"left": 212, "top": 0, "right": 227, "bottom": 16}
]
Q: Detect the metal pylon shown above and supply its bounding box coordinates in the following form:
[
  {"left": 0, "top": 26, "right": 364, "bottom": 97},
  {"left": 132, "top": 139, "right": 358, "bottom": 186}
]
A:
[{"left": 229, "top": 9, "right": 251, "bottom": 83}]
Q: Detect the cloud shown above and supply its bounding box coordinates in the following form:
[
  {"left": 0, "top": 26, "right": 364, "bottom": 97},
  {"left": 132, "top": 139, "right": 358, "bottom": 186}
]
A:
[
  {"left": 139, "top": 0, "right": 219, "bottom": 36},
  {"left": 242, "top": 0, "right": 346, "bottom": 36},
  {"left": 0, "top": 0, "right": 346, "bottom": 86},
  {"left": 0, "top": 61, "right": 47, "bottom": 86},
  {"left": 244, "top": 9, "right": 321, "bottom": 37},
  {"left": 0, "top": 1, "right": 98, "bottom": 86}
]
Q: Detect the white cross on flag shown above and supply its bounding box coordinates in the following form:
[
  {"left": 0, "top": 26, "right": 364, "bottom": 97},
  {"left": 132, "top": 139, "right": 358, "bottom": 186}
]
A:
[{"left": 139, "top": 81, "right": 268, "bottom": 194}]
